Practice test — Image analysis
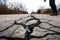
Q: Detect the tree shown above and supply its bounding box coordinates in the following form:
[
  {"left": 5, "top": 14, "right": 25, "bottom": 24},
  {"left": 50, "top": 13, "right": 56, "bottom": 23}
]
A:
[
  {"left": 0, "top": 0, "right": 2, "bottom": 6},
  {"left": 19, "top": 3, "right": 27, "bottom": 11},
  {"left": 0, "top": 0, "right": 7, "bottom": 6}
]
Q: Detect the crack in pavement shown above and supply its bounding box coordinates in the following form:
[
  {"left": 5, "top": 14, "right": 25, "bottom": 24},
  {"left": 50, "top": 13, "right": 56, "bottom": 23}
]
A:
[{"left": 0, "top": 15, "right": 60, "bottom": 40}]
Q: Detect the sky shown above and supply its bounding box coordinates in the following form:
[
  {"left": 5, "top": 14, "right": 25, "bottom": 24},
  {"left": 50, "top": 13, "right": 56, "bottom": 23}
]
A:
[{"left": 6, "top": 0, "right": 60, "bottom": 13}]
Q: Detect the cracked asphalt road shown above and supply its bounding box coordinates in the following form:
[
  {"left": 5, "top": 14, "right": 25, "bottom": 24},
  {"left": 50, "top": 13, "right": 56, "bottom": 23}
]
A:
[{"left": 0, "top": 14, "right": 60, "bottom": 40}]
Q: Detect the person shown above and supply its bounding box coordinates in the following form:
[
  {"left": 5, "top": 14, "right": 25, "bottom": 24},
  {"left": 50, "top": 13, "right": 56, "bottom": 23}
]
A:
[{"left": 44, "top": 0, "right": 58, "bottom": 16}]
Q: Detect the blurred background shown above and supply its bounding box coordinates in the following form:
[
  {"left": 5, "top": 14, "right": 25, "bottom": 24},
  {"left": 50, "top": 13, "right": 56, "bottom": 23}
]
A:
[{"left": 0, "top": 0, "right": 60, "bottom": 14}]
